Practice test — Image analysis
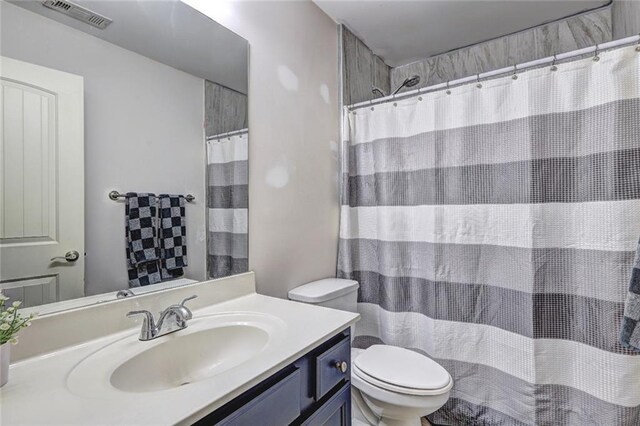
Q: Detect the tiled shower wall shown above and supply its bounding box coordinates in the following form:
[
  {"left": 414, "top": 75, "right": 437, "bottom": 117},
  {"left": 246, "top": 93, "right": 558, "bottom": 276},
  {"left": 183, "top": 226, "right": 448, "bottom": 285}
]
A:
[
  {"left": 343, "top": 1, "right": 640, "bottom": 105},
  {"left": 205, "top": 80, "right": 248, "bottom": 137},
  {"left": 611, "top": 0, "right": 640, "bottom": 40},
  {"left": 390, "top": 7, "right": 613, "bottom": 91},
  {"left": 341, "top": 26, "right": 391, "bottom": 105}
]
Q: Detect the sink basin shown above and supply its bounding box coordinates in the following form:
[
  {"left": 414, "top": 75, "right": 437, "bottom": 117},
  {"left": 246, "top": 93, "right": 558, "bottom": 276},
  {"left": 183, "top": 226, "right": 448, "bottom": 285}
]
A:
[
  {"left": 111, "top": 324, "right": 269, "bottom": 392},
  {"left": 67, "top": 312, "right": 286, "bottom": 396}
]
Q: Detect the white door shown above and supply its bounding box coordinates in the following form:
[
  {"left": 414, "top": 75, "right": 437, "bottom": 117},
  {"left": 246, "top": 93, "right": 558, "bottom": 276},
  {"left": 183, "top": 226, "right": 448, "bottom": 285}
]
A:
[{"left": 0, "top": 56, "right": 84, "bottom": 308}]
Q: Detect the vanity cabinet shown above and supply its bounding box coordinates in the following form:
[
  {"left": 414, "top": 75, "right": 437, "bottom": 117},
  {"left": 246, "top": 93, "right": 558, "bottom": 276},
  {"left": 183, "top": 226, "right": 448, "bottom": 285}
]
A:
[{"left": 195, "top": 328, "right": 351, "bottom": 426}]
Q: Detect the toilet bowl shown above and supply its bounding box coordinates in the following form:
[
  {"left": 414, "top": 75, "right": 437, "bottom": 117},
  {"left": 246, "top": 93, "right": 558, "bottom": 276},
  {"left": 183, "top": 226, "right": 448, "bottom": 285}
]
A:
[
  {"left": 288, "top": 279, "right": 453, "bottom": 426},
  {"left": 350, "top": 346, "right": 452, "bottom": 426}
]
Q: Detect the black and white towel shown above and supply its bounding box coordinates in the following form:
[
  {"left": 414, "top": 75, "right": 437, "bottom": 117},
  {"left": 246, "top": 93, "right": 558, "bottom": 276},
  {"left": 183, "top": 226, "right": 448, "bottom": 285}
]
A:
[
  {"left": 125, "top": 193, "right": 161, "bottom": 287},
  {"left": 621, "top": 239, "right": 640, "bottom": 351},
  {"left": 159, "top": 194, "right": 188, "bottom": 280}
]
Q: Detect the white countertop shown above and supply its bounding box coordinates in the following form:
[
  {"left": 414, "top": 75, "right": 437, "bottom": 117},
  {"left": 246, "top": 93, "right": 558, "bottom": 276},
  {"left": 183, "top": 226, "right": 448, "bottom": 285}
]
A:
[{"left": 0, "top": 294, "right": 359, "bottom": 425}]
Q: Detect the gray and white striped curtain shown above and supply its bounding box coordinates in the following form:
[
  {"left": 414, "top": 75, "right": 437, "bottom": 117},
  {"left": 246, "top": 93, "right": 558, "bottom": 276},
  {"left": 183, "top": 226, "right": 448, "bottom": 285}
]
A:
[
  {"left": 206, "top": 129, "right": 248, "bottom": 278},
  {"left": 338, "top": 46, "right": 640, "bottom": 425}
]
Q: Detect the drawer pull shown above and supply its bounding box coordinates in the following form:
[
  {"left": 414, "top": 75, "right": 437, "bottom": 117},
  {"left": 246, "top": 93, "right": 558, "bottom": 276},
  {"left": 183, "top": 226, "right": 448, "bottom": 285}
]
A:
[{"left": 334, "top": 360, "right": 348, "bottom": 373}]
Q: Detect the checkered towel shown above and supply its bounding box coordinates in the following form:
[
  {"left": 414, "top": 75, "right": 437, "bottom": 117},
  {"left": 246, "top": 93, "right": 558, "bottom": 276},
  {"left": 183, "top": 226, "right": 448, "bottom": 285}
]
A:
[
  {"left": 621, "top": 239, "right": 640, "bottom": 351},
  {"left": 159, "top": 194, "right": 188, "bottom": 280},
  {"left": 126, "top": 193, "right": 161, "bottom": 287}
]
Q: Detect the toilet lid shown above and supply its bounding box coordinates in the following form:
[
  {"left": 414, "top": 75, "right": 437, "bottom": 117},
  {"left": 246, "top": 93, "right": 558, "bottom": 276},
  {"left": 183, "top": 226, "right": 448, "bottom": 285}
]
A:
[{"left": 354, "top": 345, "right": 451, "bottom": 391}]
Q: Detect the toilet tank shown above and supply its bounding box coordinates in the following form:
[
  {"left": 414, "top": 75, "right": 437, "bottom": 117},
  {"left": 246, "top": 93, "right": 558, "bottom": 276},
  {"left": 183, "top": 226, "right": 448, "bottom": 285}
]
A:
[{"left": 288, "top": 278, "right": 359, "bottom": 312}]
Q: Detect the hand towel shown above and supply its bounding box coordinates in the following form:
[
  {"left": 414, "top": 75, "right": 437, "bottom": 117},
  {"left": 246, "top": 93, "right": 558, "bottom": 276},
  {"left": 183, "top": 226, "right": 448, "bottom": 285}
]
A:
[
  {"left": 620, "top": 239, "right": 640, "bottom": 351},
  {"left": 158, "top": 194, "right": 187, "bottom": 280},
  {"left": 125, "top": 193, "right": 161, "bottom": 287}
]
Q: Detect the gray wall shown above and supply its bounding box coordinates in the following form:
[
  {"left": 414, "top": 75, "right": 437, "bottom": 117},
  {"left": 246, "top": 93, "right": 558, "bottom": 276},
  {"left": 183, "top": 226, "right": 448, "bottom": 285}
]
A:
[
  {"left": 205, "top": 81, "right": 248, "bottom": 137},
  {"left": 205, "top": 1, "right": 341, "bottom": 299},
  {"left": 341, "top": 26, "right": 391, "bottom": 105},
  {"left": 391, "top": 2, "right": 640, "bottom": 91},
  {"left": 1, "top": 2, "right": 207, "bottom": 296}
]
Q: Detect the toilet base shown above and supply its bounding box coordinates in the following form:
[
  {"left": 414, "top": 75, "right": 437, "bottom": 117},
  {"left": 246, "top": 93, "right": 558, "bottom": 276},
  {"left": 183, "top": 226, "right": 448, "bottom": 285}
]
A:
[{"left": 352, "top": 387, "right": 424, "bottom": 426}]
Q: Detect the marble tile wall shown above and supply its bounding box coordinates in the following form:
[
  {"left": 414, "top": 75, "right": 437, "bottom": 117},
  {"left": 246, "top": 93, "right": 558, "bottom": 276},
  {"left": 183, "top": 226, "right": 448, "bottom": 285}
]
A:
[
  {"left": 390, "top": 7, "right": 614, "bottom": 91},
  {"left": 341, "top": 25, "right": 391, "bottom": 105},
  {"left": 205, "top": 80, "right": 248, "bottom": 137},
  {"left": 612, "top": 0, "right": 640, "bottom": 39}
]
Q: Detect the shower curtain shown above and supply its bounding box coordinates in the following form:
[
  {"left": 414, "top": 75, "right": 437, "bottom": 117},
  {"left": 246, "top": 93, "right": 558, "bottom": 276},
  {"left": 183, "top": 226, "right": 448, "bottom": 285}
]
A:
[
  {"left": 206, "top": 129, "right": 248, "bottom": 278},
  {"left": 338, "top": 45, "right": 640, "bottom": 425}
]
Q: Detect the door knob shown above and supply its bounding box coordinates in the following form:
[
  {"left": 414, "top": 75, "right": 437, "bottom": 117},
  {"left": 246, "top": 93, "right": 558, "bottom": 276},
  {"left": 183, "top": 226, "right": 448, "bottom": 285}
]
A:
[{"left": 51, "top": 250, "right": 80, "bottom": 262}]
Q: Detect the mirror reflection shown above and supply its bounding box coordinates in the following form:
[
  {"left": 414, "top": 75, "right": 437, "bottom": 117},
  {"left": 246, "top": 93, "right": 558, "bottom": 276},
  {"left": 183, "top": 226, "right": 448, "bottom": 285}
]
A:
[{"left": 0, "top": 0, "right": 249, "bottom": 313}]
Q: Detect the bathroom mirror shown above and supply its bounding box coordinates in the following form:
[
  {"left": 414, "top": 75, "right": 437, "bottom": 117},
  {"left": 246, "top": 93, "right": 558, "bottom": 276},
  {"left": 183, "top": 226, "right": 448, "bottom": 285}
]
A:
[{"left": 0, "top": 0, "right": 249, "bottom": 314}]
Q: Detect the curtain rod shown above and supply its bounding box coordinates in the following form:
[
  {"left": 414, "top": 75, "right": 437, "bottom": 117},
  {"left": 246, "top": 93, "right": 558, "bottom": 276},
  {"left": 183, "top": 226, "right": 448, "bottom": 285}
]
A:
[
  {"left": 348, "top": 34, "right": 640, "bottom": 110},
  {"left": 206, "top": 128, "right": 248, "bottom": 141}
]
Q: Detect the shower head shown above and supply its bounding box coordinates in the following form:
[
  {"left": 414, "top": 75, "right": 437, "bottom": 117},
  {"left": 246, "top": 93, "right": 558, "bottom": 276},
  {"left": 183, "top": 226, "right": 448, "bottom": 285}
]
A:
[
  {"left": 392, "top": 75, "right": 421, "bottom": 95},
  {"left": 371, "top": 85, "right": 388, "bottom": 98}
]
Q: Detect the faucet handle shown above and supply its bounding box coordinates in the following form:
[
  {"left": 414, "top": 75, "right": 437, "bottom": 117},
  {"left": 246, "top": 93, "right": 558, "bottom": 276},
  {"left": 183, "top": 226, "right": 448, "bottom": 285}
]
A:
[
  {"left": 127, "top": 309, "right": 154, "bottom": 320},
  {"left": 179, "top": 295, "right": 197, "bottom": 319},
  {"left": 180, "top": 295, "right": 197, "bottom": 307},
  {"left": 127, "top": 310, "right": 157, "bottom": 340}
]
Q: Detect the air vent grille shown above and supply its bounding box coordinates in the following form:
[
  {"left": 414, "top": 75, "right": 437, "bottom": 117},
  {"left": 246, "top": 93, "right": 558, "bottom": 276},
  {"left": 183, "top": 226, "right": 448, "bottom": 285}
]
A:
[
  {"left": 42, "top": 0, "right": 112, "bottom": 30},
  {"left": 51, "top": 0, "right": 71, "bottom": 11}
]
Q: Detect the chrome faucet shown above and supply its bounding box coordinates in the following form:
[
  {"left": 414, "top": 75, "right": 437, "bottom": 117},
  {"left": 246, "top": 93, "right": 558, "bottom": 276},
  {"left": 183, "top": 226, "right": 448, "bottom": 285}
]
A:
[{"left": 127, "top": 295, "right": 197, "bottom": 341}]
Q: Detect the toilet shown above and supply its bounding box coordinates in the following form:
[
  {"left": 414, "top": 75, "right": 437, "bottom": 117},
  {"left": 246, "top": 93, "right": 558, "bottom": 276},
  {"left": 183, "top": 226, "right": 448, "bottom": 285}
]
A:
[{"left": 288, "top": 279, "right": 453, "bottom": 426}]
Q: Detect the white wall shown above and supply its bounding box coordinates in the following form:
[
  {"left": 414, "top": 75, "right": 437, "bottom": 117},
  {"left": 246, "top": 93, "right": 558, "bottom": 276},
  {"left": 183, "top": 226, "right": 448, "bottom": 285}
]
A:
[
  {"left": 185, "top": 0, "right": 341, "bottom": 298},
  {"left": 1, "top": 2, "right": 206, "bottom": 296}
]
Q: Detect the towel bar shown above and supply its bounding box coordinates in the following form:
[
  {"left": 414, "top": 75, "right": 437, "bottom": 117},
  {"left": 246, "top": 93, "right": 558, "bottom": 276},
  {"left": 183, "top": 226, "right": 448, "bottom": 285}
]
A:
[{"left": 109, "top": 190, "right": 195, "bottom": 203}]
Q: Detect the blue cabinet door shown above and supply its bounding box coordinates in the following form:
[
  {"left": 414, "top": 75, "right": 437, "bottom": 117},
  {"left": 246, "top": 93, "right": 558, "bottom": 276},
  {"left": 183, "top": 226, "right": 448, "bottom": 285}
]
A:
[
  {"left": 302, "top": 382, "right": 351, "bottom": 426},
  {"left": 196, "top": 329, "right": 352, "bottom": 426}
]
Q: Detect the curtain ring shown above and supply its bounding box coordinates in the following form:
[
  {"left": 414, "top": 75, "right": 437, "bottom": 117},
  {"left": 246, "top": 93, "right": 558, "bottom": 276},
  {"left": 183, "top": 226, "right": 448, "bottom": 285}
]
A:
[
  {"left": 511, "top": 64, "right": 518, "bottom": 80},
  {"left": 593, "top": 44, "right": 600, "bottom": 62},
  {"left": 636, "top": 34, "right": 640, "bottom": 52},
  {"left": 550, "top": 54, "right": 558, "bottom": 71},
  {"left": 476, "top": 74, "right": 482, "bottom": 89},
  {"left": 446, "top": 80, "right": 451, "bottom": 95},
  {"left": 369, "top": 99, "right": 374, "bottom": 111}
]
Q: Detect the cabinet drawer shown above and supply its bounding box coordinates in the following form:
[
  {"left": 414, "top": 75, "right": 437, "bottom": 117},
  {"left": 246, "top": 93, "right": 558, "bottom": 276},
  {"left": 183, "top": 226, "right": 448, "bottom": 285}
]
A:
[
  {"left": 315, "top": 336, "right": 350, "bottom": 400},
  {"left": 217, "top": 368, "right": 301, "bottom": 426}
]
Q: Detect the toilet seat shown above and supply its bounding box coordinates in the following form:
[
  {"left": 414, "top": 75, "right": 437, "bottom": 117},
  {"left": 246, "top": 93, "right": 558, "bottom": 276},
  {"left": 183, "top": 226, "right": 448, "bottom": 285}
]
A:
[{"left": 353, "top": 345, "right": 452, "bottom": 396}]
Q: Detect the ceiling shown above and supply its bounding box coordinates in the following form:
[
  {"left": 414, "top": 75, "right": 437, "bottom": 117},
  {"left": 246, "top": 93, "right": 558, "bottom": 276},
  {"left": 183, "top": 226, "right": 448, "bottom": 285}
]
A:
[
  {"left": 8, "top": 0, "right": 248, "bottom": 93},
  {"left": 313, "top": 0, "right": 611, "bottom": 67}
]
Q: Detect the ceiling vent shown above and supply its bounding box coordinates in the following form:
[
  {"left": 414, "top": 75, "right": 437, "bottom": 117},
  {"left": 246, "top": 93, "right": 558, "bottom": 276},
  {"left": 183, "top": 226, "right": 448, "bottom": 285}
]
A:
[{"left": 42, "top": 0, "right": 112, "bottom": 30}]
